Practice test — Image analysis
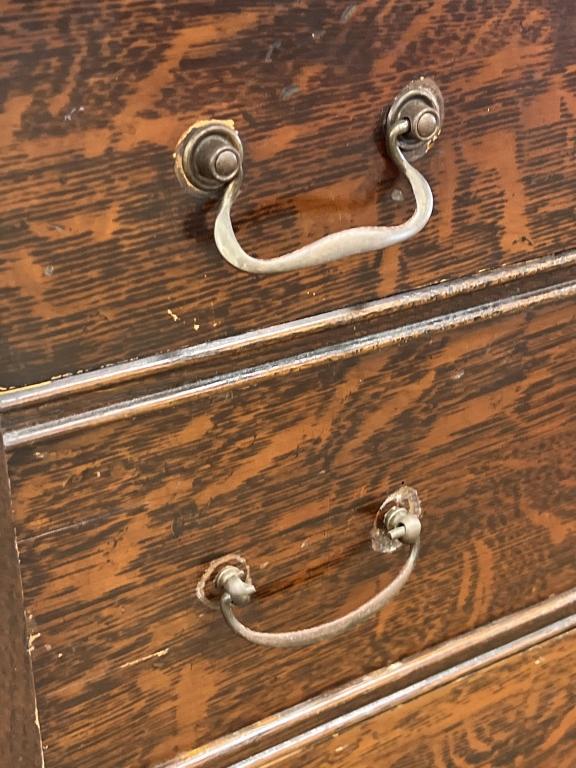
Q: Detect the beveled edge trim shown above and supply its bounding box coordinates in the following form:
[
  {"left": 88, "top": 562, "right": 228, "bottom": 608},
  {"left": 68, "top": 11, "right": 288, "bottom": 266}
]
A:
[
  {"left": 4, "top": 278, "right": 576, "bottom": 449},
  {"left": 232, "top": 615, "right": 576, "bottom": 768},
  {"left": 162, "top": 588, "right": 576, "bottom": 768},
  {"left": 1, "top": 250, "right": 574, "bottom": 412}
]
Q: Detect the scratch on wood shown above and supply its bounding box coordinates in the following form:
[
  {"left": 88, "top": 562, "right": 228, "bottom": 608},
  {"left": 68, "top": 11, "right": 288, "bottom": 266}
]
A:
[
  {"left": 120, "top": 648, "right": 169, "bottom": 668},
  {"left": 28, "top": 633, "right": 41, "bottom": 653}
]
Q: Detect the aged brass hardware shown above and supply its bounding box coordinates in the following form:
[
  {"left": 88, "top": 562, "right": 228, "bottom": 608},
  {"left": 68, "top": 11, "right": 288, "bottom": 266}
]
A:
[
  {"left": 385, "top": 78, "right": 444, "bottom": 161},
  {"left": 174, "top": 121, "right": 243, "bottom": 196},
  {"left": 174, "top": 78, "right": 443, "bottom": 274},
  {"left": 199, "top": 486, "right": 422, "bottom": 648}
]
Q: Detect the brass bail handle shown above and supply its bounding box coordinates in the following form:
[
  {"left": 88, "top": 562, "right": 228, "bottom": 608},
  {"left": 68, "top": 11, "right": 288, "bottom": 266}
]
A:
[
  {"left": 174, "top": 78, "right": 443, "bottom": 274},
  {"left": 197, "top": 486, "right": 422, "bottom": 649}
]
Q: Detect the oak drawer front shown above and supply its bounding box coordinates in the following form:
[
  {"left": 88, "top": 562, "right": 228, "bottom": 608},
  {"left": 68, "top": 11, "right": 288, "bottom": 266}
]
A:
[
  {"left": 267, "top": 628, "right": 576, "bottom": 768},
  {"left": 9, "top": 292, "right": 576, "bottom": 767},
  {"left": 2, "top": 1, "right": 575, "bottom": 387}
]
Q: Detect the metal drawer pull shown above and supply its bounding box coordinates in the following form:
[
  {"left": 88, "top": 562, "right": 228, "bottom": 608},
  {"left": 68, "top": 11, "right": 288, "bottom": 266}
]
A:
[
  {"left": 199, "top": 486, "right": 422, "bottom": 648},
  {"left": 174, "top": 78, "right": 443, "bottom": 274}
]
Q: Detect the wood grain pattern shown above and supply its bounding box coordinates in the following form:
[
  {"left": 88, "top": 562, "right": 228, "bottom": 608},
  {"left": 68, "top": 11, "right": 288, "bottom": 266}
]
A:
[
  {"left": 2, "top": 250, "right": 575, "bottom": 417},
  {"left": 2, "top": 259, "right": 576, "bottom": 445},
  {"left": 1, "top": 0, "right": 575, "bottom": 387},
  {"left": 0, "top": 439, "right": 43, "bottom": 768},
  {"left": 164, "top": 593, "right": 576, "bottom": 768},
  {"left": 7, "top": 293, "right": 576, "bottom": 767},
  {"left": 4, "top": 278, "right": 576, "bottom": 449},
  {"left": 260, "top": 627, "right": 576, "bottom": 768}
]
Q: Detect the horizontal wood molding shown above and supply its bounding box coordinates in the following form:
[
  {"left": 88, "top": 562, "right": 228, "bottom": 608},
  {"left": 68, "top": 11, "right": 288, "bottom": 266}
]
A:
[
  {"left": 242, "top": 628, "right": 576, "bottom": 768},
  {"left": 4, "top": 277, "right": 576, "bottom": 449},
  {"left": 163, "top": 590, "right": 576, "bottom": 768},
  {"left": 1, "top": 250, "right": 575, "bottom": 414}
]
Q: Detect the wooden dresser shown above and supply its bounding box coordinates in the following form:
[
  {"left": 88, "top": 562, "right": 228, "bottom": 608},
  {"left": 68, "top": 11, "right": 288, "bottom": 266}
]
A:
[{"left": 1, "top": 2, "right": 575, "bottom": 767}]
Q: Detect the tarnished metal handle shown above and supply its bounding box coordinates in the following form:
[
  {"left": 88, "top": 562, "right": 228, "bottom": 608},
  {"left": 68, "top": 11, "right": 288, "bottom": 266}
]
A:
[
  {"left": 175, "top": 78, "right": 443, "bottom": 275},
  {"left": 199, "top": 486, "right": 422, "bottom": 649}
]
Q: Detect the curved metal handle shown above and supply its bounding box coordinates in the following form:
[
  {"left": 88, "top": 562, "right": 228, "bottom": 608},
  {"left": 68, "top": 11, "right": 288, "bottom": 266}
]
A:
[
  {"left": 199, "top": 486, "right": 422, "bottom": 649},
  {"left": 175, "top": 78, "right": 443, "bottom": 274}
]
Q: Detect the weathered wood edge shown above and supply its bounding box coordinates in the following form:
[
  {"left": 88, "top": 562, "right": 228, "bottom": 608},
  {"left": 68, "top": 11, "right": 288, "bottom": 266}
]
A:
[
  {"left": 163, "top": 590, "right": 576, "bottom": 768},
  {"left": 4, "top": 277, "right": 576, "bottom": 450},
  {"left": 0, "top": 433, "right": 44, "bottom": 767},
  {"left": 229, "top": 616, "right": 576, "bottom": 768},
  {"left": 1, "top": 250, "right": 574, "bottom": 414}
]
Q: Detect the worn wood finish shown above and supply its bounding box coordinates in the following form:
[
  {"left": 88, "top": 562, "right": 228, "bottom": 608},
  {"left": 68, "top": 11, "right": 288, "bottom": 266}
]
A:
[
  {"left": 8, "top": 293, "right": 576, "bottom": 767},
  {"left": 1, "top": 252, "right": 576, "bottom": 435},
  {"left": 4, "top": 280, "right": 576, "bottom": 450},
  {"left": 264, "top": 628, "right": 576, "bottom": 768},
  {"left": 0, "top": 439, "right": 43, "bottom": 768},
  {"left": 2, "top": 0, "right": 575, "bottom": 387},
  {"left": 163, "top": 592, "right": 576, "bottom": 768}
]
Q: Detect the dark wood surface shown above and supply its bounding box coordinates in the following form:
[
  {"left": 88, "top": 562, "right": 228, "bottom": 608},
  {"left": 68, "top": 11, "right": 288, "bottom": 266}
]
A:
[
  {"left": 7, "top": 292, "right": 576, "bottom": 768},
  {"left": 2, "top": 0, "right": 575, "bottom": 387},
  {"left": 2, "top": 253, "right": 576, "bottom": 437},
  {"left": 265, "top": 628, "right": 576, "bottom": 767},
  {"left": 0, "top": 440, "right": 43, "bottom": 768},
  {"left": 2, "top": 2, "right": 575, "bottom": 765},
  {"left": 164, "top": 594, "right": 576, "bottom": 768}
]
